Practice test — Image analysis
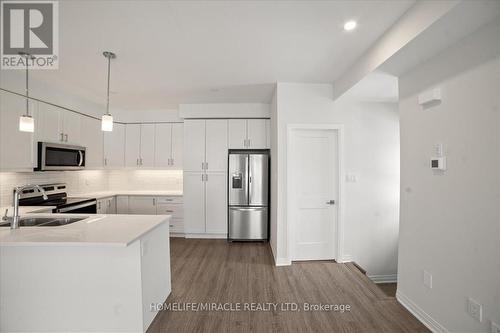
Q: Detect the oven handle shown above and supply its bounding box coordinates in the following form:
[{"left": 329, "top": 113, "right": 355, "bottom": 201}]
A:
[
  {"left": 55, "top": 200, "right": 97, "bottom": 213},
  {"left": 78, "top": 150, "right": 84, "bottom": 166}
]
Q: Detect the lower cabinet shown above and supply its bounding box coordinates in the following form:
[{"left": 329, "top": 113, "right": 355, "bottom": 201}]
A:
[
  {"left": 97, "top": 197, "right": 116, "bottom": 214},
  {"left": 184, "top": 172, "right": 227, "bottom": 235},
  {"left": 128, "top": 196, "right": 157, "bottom": 215}
]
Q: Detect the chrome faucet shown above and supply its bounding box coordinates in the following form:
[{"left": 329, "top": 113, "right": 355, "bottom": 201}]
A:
[{"left": 9, "top": 185, "right": 48, "bottom": 229}]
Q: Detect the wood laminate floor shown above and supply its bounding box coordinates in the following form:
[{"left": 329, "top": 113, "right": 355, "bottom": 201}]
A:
[{"left": 147, "top": 238, "right": 429, "bottom": 333}]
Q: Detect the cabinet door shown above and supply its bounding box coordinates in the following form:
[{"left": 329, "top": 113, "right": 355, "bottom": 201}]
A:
[
  {"left": 205, "top": 120, "right": 228, "bottom": 172},
  {"left": 128, "top": 196, "right": 157, "bottom": 215},
  {"left": 80, "top": 117, "right": 103, "bottom": 169},
  {"left": 247, "top": 119, "right": 267, "bottom": 149},
  {"left": 38, "top": 103, "right": 62, "bottom": 143},
  {"left": 125, "top": 124, "right": 141, "bottom": 167},
  {"left": 205, "top": 173, "right": 227, "bottom": 234},
  {"left": 265, "top": 119, "right": 271, "bottom": 149},
  {"left": 228, "top": 119, "right": 247, "bottom": 149},
  {"left": 140, "top": 124, "right": 155, "bottom": 168},
  {"left": 104, "top": 123, "right": 125, "bottom": 168},
  {"left": 116, "top": 195, "right": 129, "bottom": 214},
  {"left": 97, "top": 199, "right": 106, "bottom": 214},
  {"left": 0, "top": 92, "right": 34, "bottom": 170},
  {"left": 183, "top": 120, "right": 205, "bottom": 172},
  {"left": 171, "top": 123, "right": 183, "bottom": 169},
  {"left": 107, "top": 197, "right": 116, "bottom": 214},
  {"left": 62, "top": 111, "right": 81, "bottom": 145},
  {"left": 183, "top": 173, "right": 205, "bottom": 233},
  {"left": 154, "top": 123, "right": 172, "bottom": 168}
]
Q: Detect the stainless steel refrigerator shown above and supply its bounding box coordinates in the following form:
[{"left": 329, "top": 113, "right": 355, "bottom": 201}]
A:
[{"left": 228, "top": 150, "right": 269, "bottom": 241}]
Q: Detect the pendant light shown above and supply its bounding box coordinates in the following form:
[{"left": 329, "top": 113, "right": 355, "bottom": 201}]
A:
[
  {"left": 19, "top": 52, "right": 35, "bottom": 132},
  {"left": 101, "top": 51, "right": 116, "bottom": 131}
]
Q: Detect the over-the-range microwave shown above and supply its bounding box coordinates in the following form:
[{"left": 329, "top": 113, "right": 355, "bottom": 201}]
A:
[{"left": 36, "top": 142, "right": 86, "bottom": 171}]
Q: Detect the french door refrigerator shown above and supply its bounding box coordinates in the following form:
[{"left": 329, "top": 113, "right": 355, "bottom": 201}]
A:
[{"left": 228, "top": 150, "right": 269, "bottom": 241}]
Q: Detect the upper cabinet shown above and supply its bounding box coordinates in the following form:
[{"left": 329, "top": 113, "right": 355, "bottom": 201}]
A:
[
  {"left": 0, "top": 91, "right": 34, "bottom": 171},
  {"left": 140, "top": 124, "right": 155, "bottom": 168},
  {"left": 154, "top": 123, "right": 183, "bottom": 169},
  {"left": 228, "top": 119, "right": 270, "bottom": 149},
  {"left": 37, "top": 104, "right": 81, "bottom": 145},
  {"left": 80, "top": 116, "right": 103, "bottom": 169},
  {"left": 184, "top": 120, "right": 227, "bottom": 173},
  {"left": 104, "top": 123, "right": 125, "bottom": 168}
]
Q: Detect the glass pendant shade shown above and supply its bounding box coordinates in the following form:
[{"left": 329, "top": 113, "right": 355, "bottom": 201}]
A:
[
  {"left": 19, "top": 115, "right": 34, "bottom": 132},
  {"left": 101, "top": 114, "right": 113, "bottom": 131}
]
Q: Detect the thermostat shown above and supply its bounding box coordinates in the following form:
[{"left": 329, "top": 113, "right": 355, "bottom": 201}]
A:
[{"left": 430, "top": 157, "right": 446, "bottom": 170}]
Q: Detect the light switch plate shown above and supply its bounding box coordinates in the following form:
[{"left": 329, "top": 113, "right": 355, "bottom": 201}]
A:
[
  {"left": 423, "top": 270, "right": 432, "bottom": 289},
  {"left": 467, "top": 298, "right": 482, "bottom": 322}
]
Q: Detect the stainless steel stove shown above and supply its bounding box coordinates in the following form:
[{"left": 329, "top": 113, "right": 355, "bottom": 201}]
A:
[{"left": 18, "top": 183, "right": 97, "bottom": 214}]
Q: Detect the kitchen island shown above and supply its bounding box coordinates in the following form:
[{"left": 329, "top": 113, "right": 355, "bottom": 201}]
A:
[{"left": 0, "top": 213, "right": 171, "bottom": 333}]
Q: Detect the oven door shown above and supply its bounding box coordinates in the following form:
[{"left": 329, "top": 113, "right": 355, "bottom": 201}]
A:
[
  {"left": 37, "top": 142, "right": 86, "bottom": 171},
  {"left": 54, "top": 200, "right": 97, "bottom": 214}
]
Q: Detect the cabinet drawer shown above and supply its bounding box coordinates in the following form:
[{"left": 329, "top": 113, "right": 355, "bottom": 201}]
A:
[
  {"left": 156, "top": 203, "right": 184, "bottom": 219},
  {"left": 168, "top": 218, "right": 184, "bottom": 233},
  {"left": 156, "top": 196, "right": 183, "bottom": 204}
]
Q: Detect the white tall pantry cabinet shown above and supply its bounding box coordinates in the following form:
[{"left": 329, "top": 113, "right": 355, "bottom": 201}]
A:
[{"left": 183, "top": 120, "right": 228, "bottom": 235}]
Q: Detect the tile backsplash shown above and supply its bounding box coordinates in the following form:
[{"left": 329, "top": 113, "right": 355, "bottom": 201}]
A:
[{"left": 0, "top": 170, "right": 183, "bottom": 207}]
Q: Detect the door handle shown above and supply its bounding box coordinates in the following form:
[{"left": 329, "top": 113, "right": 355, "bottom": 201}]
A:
[{"left": 326, "top": 200, "right": 335, "bottom": 205}]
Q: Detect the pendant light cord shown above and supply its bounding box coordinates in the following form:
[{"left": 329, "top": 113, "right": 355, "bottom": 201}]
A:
[
  {"left": 25, "top": 55, "right": 30, "bottom": 117},
  {"left": 106, "top": 55, "right": 111, "bottom": 116}
]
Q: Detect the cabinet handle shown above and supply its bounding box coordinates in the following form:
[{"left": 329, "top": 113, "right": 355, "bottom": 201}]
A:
[
  {"left": 65, "top": 134, "right": 68, "bottom": 142},
  {"left": 205, "top": 162, "right": 208, "bottom": 170},
  {"left": 136, "top": 158, "right": 139, "bottom": 166},
  {"left": 153, "top": 198, "right": 156, "bottom": 206},
  {"left": 201, "top": 162, "right": 204, "bottom": 170},
  {"left": 60, "top": 133, "right": 64, "bottom": 142},
  {"left": 166, "top": 210, "right": 174, "bottom": 213},
  {"left": 141, "top": 158, "right": 143, "bottom": 165},
  {"left": 104, "top": 158, "right": 107, "bottom": 166},
  {"left": 205, "top": 174, "right": 208, "bottom": 182}
]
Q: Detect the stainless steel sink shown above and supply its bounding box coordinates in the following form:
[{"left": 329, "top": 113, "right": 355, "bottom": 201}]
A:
[{"left": 0, "top": 217, "right": 86, "bottom": 227}]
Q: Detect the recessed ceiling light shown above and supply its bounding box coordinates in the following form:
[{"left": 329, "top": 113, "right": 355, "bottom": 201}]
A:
[{"left": 344, "top": 20, "right": 357, "bottom": 31}]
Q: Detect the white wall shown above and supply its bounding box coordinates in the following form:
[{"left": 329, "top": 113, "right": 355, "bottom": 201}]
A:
[
  {"left": 397, "top": 21, "right": 500, "bottom": 332},
  {"left": 269, "top": 87, "right": 279, "bottom": 261},
  {"left": 179, "top": 103, "right": 270, "bottom": 119},
  {"left": 273, "top": 82, "right": 400, "bottom": 277}
]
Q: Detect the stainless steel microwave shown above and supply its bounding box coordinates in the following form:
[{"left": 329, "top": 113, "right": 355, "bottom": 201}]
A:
[{"left": 36, "top": 142, "right": 86, "bottom": 171}]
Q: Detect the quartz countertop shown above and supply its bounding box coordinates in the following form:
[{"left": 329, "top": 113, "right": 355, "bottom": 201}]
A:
[
  {"left": 0, "top": 213, "right": 170, "bottom": 247},
  {"left": 69, "top": 190, "right": 183, "bottom": 199}
]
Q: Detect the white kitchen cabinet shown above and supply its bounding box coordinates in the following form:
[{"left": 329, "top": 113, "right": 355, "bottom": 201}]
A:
[
  {"left": 205, "top": 173, "right": 227, "bottom": 234},
  {"left": 80, "top": 116, "right": 103, "bottom": 169},
  {"left": 247, "top": 119, "right": 267, "bottom": 149},
  {"left": 266, "top": 119, "right": 271, "bottom": 148},
  {"left": 205, "top": 120, "right": 228, "bottom": 172},
  {"left": 183, "top": 173, "right": 206, "bottom": 233},
  {"left": 183, "top": 172, "right": 226, "bottom": 235},
  {"left": 228, "top": 119, "right": 269, "bottom": 149},
  {"left": 128, "top": 196, "right": 157, "bottom": 215},
  {"left": 37, "top": 104, "right": 81, "bottom": 145},
  {"left": 156, "top": 199, "right": 184, "bottom": 233},
  {"left": 103, "top": 123, "right": 125, "bottom": 168},
  {"left": 154, "top": 123, "right": 172, "bottom": 168},
  {"left": 0, "top": 91, "right": 34, "bottom": 171},
  {"left": 140, "top": 124, "right": 155, "bottom": 168},
  {"left": 183, "top": 120, "right": 206, "bottom": 172},
  {"left": 171, "top": 123, "right": 183, "bottom": 169},
  {"left": 116, "top": 195, "right": 129, "bottom": 214},
  {"left": 125, "top": 124, "right": 141, "bottom": 167},
  {"left": 228, "top": 119, "right": 247, "bottom": 149},
  {"left": 97, "top": 197, "right": 116, "bottom": 214}
]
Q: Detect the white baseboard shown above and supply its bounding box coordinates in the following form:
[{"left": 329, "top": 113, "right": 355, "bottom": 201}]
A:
[
  {"left": 396, "top": 290, "right": 449, "bottom": 333},
  {"left": 339, "top": 254, "right": 354, "bottom": 263},
  {"left": 368, "top": 274, "right": 398, "bottom": 283},
  {"left": 184, "top": 233, "right": 227, "bottom": 239},
  {"left": 275, "top": 258, "right": 291, "bottom": 266},
  {"left": 169, "top": 233, "right": 185, "bottom": 238}
]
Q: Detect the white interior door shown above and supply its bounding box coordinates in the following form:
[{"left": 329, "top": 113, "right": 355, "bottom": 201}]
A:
[{"left": 290, "top": 128, "right": 338, "bottom": 261}]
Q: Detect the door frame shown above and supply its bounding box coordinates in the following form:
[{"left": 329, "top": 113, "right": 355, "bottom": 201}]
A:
[{"left": 286, "top": 124, "right": 345, "bottom": 262}]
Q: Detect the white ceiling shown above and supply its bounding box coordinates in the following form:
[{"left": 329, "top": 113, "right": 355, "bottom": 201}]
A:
[{"left": 26, "top": 0, "right": 415, "bottom": 109}]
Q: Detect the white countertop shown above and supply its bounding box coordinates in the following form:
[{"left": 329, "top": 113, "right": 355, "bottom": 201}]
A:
[
  {"left": 0, "top": 206, "right": 56, "bottom": 216},
  {"left": 70, "top": 190, "right": 183, "bottom": 199},
  {"left": 0, "top": 213, "right": 170, "bottom": 247}
]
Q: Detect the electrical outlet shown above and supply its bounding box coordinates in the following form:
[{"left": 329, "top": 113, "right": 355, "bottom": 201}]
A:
[
  {"left": 491, "top": 321, "right": 500, "bottom": 333},
  {"left": 467, "top": 298, "right": 482, "bottom": 322},
  {"left": 423, "top": 270, "right": 432, "bottom": 289}
]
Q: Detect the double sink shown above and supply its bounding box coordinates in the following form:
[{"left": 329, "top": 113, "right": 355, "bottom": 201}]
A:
[{"left": 0, "top": 217, "right": 86, "bottom": 227}]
